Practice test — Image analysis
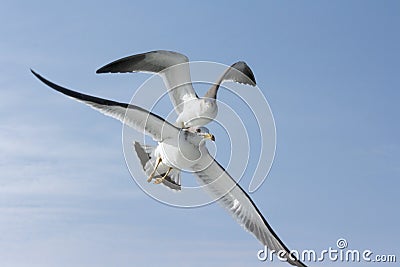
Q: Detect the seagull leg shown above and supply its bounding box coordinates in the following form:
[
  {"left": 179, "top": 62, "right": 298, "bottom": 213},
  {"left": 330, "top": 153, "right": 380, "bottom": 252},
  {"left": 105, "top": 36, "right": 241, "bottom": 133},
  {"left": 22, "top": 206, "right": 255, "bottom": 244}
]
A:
[
  {"left": 147, "top": 157, "right": 162, "bottom": 183},
  {"left": 154, "top": 167, "right": 173, "bottom": 184}
]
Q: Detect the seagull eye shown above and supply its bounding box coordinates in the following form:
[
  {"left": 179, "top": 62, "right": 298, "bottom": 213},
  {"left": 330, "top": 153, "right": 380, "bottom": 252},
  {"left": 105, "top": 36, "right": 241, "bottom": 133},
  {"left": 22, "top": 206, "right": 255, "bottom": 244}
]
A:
[{"left": 196, "top": 128, "right": 201, "bottom": 133}]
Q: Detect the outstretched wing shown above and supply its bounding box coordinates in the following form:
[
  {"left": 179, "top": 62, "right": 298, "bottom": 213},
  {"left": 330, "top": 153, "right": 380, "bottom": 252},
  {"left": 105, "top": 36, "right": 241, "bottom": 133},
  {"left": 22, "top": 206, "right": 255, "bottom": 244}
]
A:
[
  {"left": 204, "top": 61, "right": 257, "bottom": 99},
  {"left": 193, "top": 153, "right": 307, "bottom": 267},
  {"left": 31, "top": 70, "right": 179, "bottom": 142},
  {"left": 96, "top": 50, "right": 198, "bottom": 114}
]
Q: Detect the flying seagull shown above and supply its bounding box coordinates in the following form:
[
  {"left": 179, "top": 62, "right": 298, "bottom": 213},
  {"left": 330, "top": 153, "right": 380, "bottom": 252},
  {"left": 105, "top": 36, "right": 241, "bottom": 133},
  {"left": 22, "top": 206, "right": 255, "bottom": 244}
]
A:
[
  {"left": 96, "top": 50, "right": 256, "bottom": 128},
  {"left": 31, "top": 70, "right": 306, "bottom": 267}
]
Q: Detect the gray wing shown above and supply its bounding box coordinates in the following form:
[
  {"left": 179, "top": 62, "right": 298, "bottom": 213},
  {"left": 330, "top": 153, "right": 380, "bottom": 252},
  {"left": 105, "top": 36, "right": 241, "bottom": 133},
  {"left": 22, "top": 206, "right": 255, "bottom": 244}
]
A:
[
  {"left": 193, "top": 153, "right": 307, "bottom": 267},
  {"left": 204, "top": 61, "right": 257, "bottom": 99},
  {"left": 31, "top": 70, "right": 179, "bottom": 142},
  {"left": 96, "top": 50, "right": 198, "bottom": 114}
]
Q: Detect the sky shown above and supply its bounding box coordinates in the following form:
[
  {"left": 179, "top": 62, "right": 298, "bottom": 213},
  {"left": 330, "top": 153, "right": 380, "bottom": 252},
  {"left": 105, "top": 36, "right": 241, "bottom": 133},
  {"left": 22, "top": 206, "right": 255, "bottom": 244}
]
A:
[{"left": 0, "top": 1, "right": 399, "bottom": 266}]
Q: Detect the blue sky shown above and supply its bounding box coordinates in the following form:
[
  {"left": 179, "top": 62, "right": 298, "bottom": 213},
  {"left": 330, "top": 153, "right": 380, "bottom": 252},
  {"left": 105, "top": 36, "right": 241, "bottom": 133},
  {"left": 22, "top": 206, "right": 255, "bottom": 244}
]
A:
[{"left": 1, "top": 1, "right": 399, "bottom": 266}]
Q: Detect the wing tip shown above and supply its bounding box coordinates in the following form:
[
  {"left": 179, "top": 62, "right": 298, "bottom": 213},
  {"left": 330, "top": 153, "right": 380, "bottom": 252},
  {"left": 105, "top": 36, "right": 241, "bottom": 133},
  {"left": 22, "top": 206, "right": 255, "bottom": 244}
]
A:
[
  {"left": 30, "top": 68, "right": 40, "bottom": 78},
  {"left": 231, "top": 61, "right": 257, "bottom": 86},
  {"left": 30, "top": 69, "right": 51, "bottom": 87},
  {"left": 96, "top": 50, "right": 188, "bottom": 74},
  {"left": 96, "top": 53, "right": 148, "bottom": 74},
  {"left": 95, "top": 67, "right": 105, "bottom": 74},
  {"left": 96, "top": 66, "right": 114, "bottom": 74}
]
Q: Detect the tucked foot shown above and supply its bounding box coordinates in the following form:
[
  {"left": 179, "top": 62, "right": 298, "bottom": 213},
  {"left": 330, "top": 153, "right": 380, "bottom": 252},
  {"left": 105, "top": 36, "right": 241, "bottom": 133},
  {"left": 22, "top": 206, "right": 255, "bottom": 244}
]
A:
[
  {"left": 153, "top": 167, "right": 173, "bottom": 185},
  {"left": 147, "top": 157, "right": 162, "bottom": 183},
  {"left": 154, "top": 177, "right": 164, "bottom": 184}
]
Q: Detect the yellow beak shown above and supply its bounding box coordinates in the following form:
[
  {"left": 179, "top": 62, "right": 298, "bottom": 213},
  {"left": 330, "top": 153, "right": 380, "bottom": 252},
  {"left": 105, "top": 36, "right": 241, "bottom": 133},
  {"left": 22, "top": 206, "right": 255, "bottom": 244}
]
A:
[{"left": 204, "top": 133, "right": 215, "bottom": 141}]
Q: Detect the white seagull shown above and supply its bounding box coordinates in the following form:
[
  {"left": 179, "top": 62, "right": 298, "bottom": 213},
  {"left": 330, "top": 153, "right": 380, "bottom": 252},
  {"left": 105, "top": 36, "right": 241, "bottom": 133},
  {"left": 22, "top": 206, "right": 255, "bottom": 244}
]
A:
[
  {"left": 96, "top": 50, "right": 256, "bottom": 128},
  {"left": 31, "top": 70, "right": 306, "bottom": 267}
]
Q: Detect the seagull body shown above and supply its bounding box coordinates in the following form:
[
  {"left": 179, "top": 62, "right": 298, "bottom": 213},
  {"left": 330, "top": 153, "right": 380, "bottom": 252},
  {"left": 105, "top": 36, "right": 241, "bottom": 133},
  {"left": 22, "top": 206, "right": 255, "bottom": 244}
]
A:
[
  {"left": 176, "top": 97, "right": 218, "bottom": 128},
  {"left": 155, "top": 131, "right": 206, "bottom": 170},
  {"left": 96, "top": 50, "right": 256, "bottom": 128},
  {"left": 31, "top": 70, "right": 306, "bottom": 267}
]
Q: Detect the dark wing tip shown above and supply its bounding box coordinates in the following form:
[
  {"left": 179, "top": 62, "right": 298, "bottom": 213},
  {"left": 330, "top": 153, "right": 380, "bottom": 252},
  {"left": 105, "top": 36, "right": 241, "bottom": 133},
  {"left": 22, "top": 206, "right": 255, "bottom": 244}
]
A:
[
  {"left": 96, "top": 50, "right": 188, "bottom": 74},
  {"left": 30, "top": 69, "right": 54, "bottom": 87},
  {"left": 96, "top": 53, "right": 147, "bottom": 74},
  {"left": 31, "top": 69, "right": 129, "bottom": 109},
  {"left": 243, "top": 64, "right": 257, "bottom": 86},
  {"left": 231, "top": 61, "right": 257, "bottom": 86},
  {"left": 30, "top": 68, "right": 40, "bottom": 78},
  {"left": 95, "top": 68, "right": 105, "bottom": 74}
]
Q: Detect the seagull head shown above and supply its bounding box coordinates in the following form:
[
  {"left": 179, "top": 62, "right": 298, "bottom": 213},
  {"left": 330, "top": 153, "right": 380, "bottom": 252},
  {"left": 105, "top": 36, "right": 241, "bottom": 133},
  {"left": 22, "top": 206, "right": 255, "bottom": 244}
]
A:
[{"left": 193, "top": 127, "right": 215, "bottom": 142}]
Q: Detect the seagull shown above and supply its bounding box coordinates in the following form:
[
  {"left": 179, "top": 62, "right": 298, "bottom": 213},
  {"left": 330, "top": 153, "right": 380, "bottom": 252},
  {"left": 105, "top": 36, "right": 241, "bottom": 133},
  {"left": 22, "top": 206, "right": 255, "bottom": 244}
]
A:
[
  {"left": 31, "top": 70, "right": 306, "bottom": 267},
  {"left": 96, "top": 50, "right": 256, "bottom": 128}
]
